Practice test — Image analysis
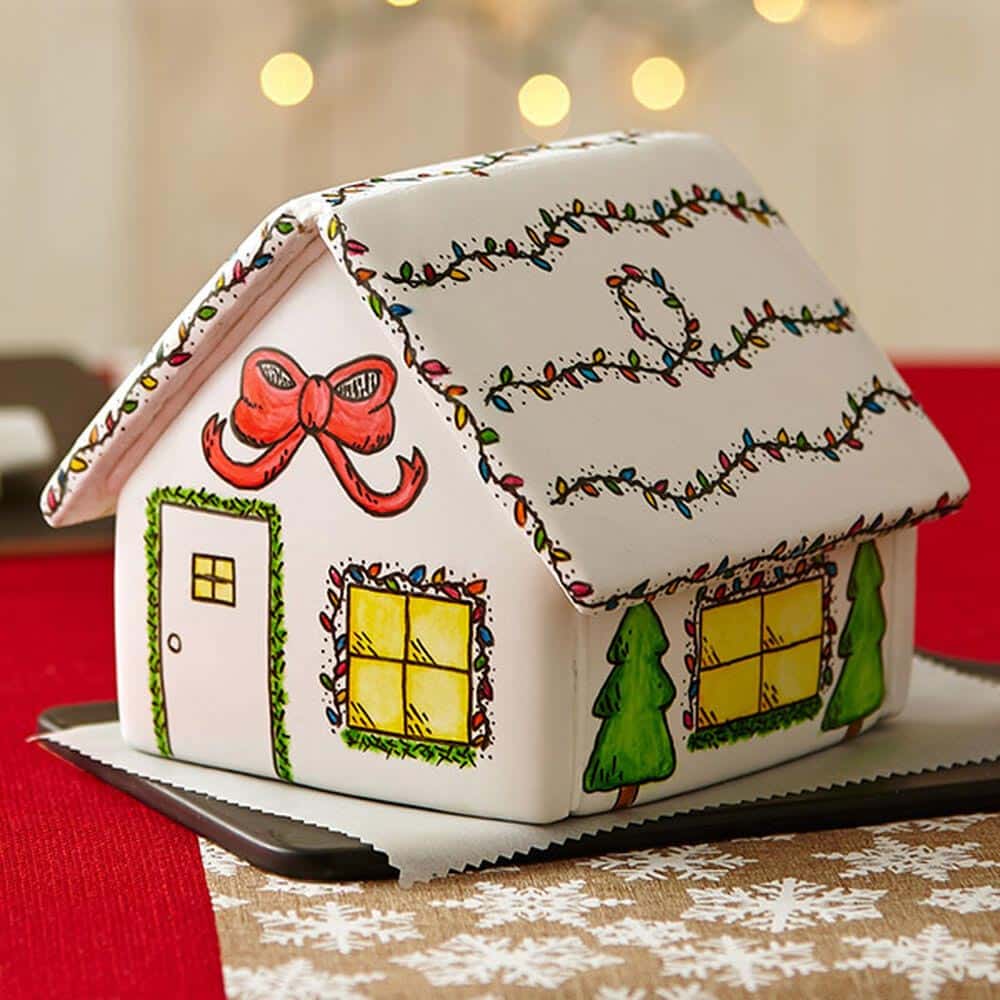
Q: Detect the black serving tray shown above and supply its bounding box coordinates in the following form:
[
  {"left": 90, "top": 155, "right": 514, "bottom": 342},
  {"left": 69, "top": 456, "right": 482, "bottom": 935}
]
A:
[{"left": 37, "top": 651, "right": 1000, "bottom": 881}]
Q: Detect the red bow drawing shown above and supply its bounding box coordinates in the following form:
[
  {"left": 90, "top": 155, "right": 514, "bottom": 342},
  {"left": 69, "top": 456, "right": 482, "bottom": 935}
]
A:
[{"left": 202, "top": 348, "right": 428, "bottom": 516}]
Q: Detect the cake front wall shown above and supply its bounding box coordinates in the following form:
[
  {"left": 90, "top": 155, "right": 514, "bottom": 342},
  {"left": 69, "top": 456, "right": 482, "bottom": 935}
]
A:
[{"left": 114, "top": 253, "right": 577, "bottom": 823}]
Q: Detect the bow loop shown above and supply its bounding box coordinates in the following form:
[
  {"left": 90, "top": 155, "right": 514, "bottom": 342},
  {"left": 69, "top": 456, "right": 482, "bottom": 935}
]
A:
[{"left": 202, "top": 347, "right": 428, "bottom": 516}]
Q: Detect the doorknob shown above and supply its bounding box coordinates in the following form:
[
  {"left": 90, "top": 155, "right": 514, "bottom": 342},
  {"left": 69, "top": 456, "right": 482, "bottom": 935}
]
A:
[{"left": 166, "top": 632, "right": 182, "bottom": 654}]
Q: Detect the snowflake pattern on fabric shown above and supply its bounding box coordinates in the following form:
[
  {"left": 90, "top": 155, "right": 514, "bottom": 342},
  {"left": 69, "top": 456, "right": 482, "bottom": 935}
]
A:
[
  {"left": 836, "top": 924, "right": 1000, "bottom": 1000},
  {"left": 253, "top": 901, "right": 421, "bottom": 954},
  {"left": 590, "top": 917, "right": 696, "bottom": 950},
  {"left": 429, "top": 878, "right": 634, "bottom": 928},
  {"left": 594, "top": 989, "right": 719, "bottom": 1000},
  {"left": 578, "top": 845, "right": 756, "bottom": 883},
  {"left": 922, "top": 886, "right": 1000, "bottom": 914},
  {"left": 223, "top": 959, "right": 385, "bottom": 1000},
  {"left": 682, "top": 877, "right": 885, "bottom": 932},
  {"left": 258, "top": 874, "right": 363, "bottom": 898},
  {"left": 815, "top": 836, "right": 1000, "bottom": 883},
  {"left": 393, "top": 933, "right": 622, "bottom": 988},
  {"left": 864, "top": 813, "right": 993, "bottom": 836},
  {"left": 208, "top": 893, "right": 248, "bottom": 912},
  {"left": 198, "top": 839, "right": 248, "bottom": 878},
  {"left": 645, "top": 935, "right": 824, "bottom": 993}
]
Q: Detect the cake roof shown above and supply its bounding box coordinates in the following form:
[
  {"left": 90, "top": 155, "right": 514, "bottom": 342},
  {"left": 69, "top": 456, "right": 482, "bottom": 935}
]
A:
[{"left": 43, "top": 130, "right": 968, "bottom": 611}]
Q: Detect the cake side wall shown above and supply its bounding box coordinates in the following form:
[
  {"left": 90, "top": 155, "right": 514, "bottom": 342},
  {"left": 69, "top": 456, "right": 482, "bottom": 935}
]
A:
[
  {"left": 570, "top": 530, "right": 912, "bottom": 816},
  {"left": 114, "top": 253, "right": 577, "bottom": 823}
]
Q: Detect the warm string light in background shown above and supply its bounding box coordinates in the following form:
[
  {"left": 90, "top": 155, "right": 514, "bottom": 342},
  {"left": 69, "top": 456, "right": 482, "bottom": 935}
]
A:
[
  {"left": 260, "top": 0, "right": 878, "bottom": 118},
  {"left": 632, "top": 57, "right": 686, "bottom": 111},
  {"left": 753, "top": 0, "right": 808, "bottom": 24},
  {"left": 518, "top": 74, "right": 571, "bottom": 127},
  {"left": 259, "top": 52, "right": 314, "bottom": 106}
]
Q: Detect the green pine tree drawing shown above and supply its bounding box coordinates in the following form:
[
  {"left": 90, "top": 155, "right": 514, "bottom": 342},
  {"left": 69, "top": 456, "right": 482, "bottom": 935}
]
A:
[
  {"left": 583, "top": 602, "right": 676, "bottom": 809},
  {"left": 822, "top": 540, "right": 886, "bottom": 738}
]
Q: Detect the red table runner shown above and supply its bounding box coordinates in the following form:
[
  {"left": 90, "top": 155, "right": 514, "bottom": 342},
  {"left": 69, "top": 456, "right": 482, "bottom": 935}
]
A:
[{"left": 1, "top": 362, "right": 997, "bottom": 998}]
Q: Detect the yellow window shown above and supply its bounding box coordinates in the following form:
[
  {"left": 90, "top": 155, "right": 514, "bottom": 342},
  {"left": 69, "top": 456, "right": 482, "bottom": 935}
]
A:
[
  {"left": 700, "top": 594, "right": 760, "bottom": 666},
  {"left": 408, "top": 595, "right": 471, "bottom": 669},
  {"left": 348, "top": 657, "right": 405, "bottom": 733},
  {"left": 762, "top": 639, "right": 822, "bottom": 709},
  {"left": 405, "top": 664, "right": 470, "bottom": 743},
  {"left": 696, "top": 576, "right": 824, "bottom": 729},
  {"left": 349, "top": 587, "right": 406, "bottom": 660},
  {"left": 698, "top": 656, "right": 760, "bottom": 727},
  {"left": 344, "top": 585, "right": 473, "bottom": 745},
  {"left": 763, "top": 578, "right": 823, "bottom": 648},
  {"left": 191, "top": 553, "right": 236, "bottom": 606}
]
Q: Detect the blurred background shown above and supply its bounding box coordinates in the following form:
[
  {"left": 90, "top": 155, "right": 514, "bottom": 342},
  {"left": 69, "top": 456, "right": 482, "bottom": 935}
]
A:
[{"left": 4, "top": 0, "right": 999, "bottom": 371}]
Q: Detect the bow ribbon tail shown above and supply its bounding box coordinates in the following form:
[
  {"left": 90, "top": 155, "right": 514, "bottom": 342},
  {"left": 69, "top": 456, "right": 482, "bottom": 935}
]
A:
[
  {"left": 316, "top": 433, "right": 428, "bottom": 517},
  {"left": 202, "top": 415, "right": 307, "bottom": 489}
]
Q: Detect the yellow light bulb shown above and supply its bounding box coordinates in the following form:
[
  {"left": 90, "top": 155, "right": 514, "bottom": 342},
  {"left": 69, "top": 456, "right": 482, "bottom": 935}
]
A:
[
  {"left": 386, "top": 0, "right": 421, "bottom": 6},
  {"left": 631, "top": 56, "right": 686, "bottom": 111},
  {"left": 753, "top": 0, "right": 808, "bottom": 24},
  {"left": 518, "top": 74, "right": 571, "bottom": 128},
  {"left": 813, "top": 0, "right": 878, "bottom": 45},
  {"left": 260, "top": 52, "right": 314, "bottom": 107}
]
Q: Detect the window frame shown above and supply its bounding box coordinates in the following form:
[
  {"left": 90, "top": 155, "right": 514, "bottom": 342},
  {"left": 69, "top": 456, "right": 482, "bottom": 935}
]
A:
[
  {"left": 695, "top": 574, "right": 826, "bottom": 730},
  {"left": 345, "top": 584, "right": 474, "bottom": 746},
  {"left": 190, "top": 552, "right": 237, "bottom": 607}
]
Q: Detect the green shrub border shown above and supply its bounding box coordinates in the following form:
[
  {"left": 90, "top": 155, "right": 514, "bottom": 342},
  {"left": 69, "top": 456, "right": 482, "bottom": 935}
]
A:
[
  {"left": 342, "top": 726, "right": 477, "bottom": 769},
  {"left": 144, "top": 486, "right": 292, "bottom": 780},
  {"left": 686, "top": 694, "right": 822, "bottom": 752}
]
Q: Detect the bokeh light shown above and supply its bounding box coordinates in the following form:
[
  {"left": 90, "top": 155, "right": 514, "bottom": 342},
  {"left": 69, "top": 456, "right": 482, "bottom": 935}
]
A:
[
  {"left": 259, "top": 52, "right": 314, "bottom": 107},
  {"left": 632, "top": 56, "right": 686, "bottom": 111},
  {"left": 518, "top": 74, "right": 571, "bottom": 127},
  {"left": 753, "top": 0, "right": 808, "bottom": 25},
  {"left": 812, "top": 0, "right": 879, "bottom": 45}
]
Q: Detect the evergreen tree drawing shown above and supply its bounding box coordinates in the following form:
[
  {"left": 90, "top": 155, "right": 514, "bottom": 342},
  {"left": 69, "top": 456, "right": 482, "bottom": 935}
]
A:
[
  {"left": 583, "top": 602, "right": 676, "bottom": 809},
  {"left": 822, "top": 540, "right": 886, "bottom": 738}
]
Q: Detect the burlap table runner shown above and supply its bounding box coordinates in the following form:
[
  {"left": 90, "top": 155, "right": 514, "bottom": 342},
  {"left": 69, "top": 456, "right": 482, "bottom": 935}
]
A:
[{"left": 202, "top": 810, "right": 1000, "bottom": 998}]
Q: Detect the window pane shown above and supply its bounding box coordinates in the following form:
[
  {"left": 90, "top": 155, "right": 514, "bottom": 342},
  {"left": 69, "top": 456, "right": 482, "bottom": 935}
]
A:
[
  {"left": 193, "top": 577, "right": 213, "bottom": 600},
  {"left": 348, "top": 587, "right": 406, "bottom": 660},
  {"left": 348, "top": 657, "right": 404, "bottom": 734},
  {"left": 214, "top": 558, "right": 234, "bottom": 582},
  {"left": 405, "top": 663, "right": 470, "bottom": 743},
  {"left": 214, "top": 581, "right": 234, "bottom": 606},
  {"left": 700, "top": 595, "right": 761, "bottom": 666},
  {"left": 698, "top": 655, "right": 761, "bottom": 727},
  {"left": 762, "top": 639, "right": 822, "bottom": 709},
  {"left": 763, "top": 578, "right": 823, "bottom": 649},
  {"left": 193, "top": 555, "right": 213, "bottom": 577},
  {"left": 408, "top": 595, "right": 471, "bottom": 670}
]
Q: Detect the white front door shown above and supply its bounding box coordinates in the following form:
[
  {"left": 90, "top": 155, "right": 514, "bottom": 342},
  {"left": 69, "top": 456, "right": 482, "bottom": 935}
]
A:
[{"left": 159, "top": 502, "right": 276, "bottom": 776}]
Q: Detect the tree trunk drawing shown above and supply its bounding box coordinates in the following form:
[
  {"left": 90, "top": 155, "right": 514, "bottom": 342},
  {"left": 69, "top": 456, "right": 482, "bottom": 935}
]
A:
[
  {"left": 822, "top": 541, "right": 887, "bottom": 739},
  {"left": 583, "top": 603, "right": 677, "bottom": 809}
]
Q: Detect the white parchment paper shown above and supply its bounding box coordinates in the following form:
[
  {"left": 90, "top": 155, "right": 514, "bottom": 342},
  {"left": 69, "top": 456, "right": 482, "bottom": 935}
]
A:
[{"left": 38, "top": 656, "right": 1000, "bottom": 885}]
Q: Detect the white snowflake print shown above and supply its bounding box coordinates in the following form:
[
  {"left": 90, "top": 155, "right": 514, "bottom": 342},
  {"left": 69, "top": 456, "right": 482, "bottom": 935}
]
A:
[
  {"left": 198, "top": 839, "right": 248, "bottom": 878},
  {"left": 393, "top": 933, "right": 622, "bottom": 989},
  {"left": 594, "top": 986, "right": 718, "bottom": 1000},
  {"left": 258, "top": 874, "right": 363, "bottom": 898},
  {"left": 815, "top": 836, "right": 999, "bottom": 883},
  {"left": 922, "top": 886, "right": 1000, "bottom": 914},
  {"left": 208, "top": 892, "right": 247, "bottom": 912},
  {"left": 732, "top": 833, "right": 796, "bottom": 842},
  {"left": 430, "top": 878, "right": 634, "bottom": 929},
  {"left": 837, "top": 924, "right": 1000, "bottom": 1000},
  {"left": 865, "top": 813, "right": 993, "bottom": 836},
  {"left": 590, "top": 917, "right": 696, "bottom": 950},
  {"left": 682, "top": 877, "right": 885, "bottom": 932},
  {"left": 223, "top": 959, "right": 384, "bottom": 1000},
  {"left": 254, "top": 901, "right": 420, "bottom": 954},
  {"left": 650, "top": 936, "right": 824, "bottom": 993},
  {"left": 579, "top": 844, "right": 756, "bottom": 883}
]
